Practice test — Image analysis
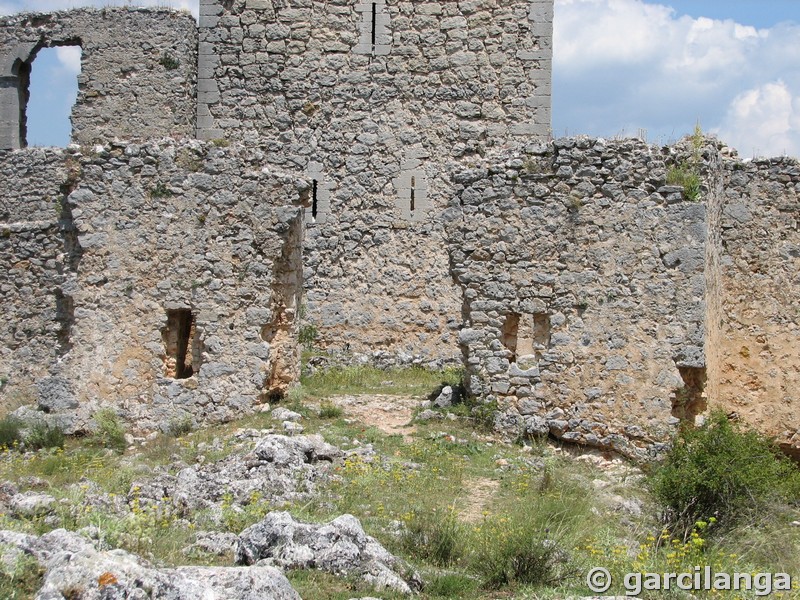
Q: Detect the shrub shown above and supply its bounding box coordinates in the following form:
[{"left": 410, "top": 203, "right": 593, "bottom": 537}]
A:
[
  {"left": 298, "top": 324, "right": 318, "bottom": 350},
  {"left": 400, "top": 508, "right": 464, "bottom": 566},
  {"left": 159, "top": 52, "right": 180, "bottom": 70},
  {"left": 25, "top": 422, "right": 65, "bottom": 450},
  {"left": 650, "top": 410, "right": 800, "bottom": 533},
  {"left": 472, "top": 520, "right": 572, "bottom": 588},
  {"left": 166, "top": 415, "right": 193, "bottom": 438},
  {"left": 91, "top": 409, "right": 127, "bottom": 454},
  {"left": 318, "top": 401, "right": 343, "bottom": 419},
  {"left": 0, "top": 416, "right": 23, "bottom": 450},
  {"left": 666, "top": 164, "right": 701, "bottom": 201}
]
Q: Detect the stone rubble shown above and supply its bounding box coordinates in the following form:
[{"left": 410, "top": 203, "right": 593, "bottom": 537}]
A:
[{"left": 236, "top": 511, "right": 423, "bottom": 595}]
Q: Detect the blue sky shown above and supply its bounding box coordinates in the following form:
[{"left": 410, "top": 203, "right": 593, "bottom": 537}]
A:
[{"left": 4, "top": 0, "right": 800, "bottom": 157}]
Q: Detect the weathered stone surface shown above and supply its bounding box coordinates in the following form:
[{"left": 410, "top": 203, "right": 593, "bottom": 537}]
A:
[
  {"left": 0, "top": 140, "right": 304, "bottom": 433},
  {"left": 447, "top": 138, "right": 717, "bottom": 459},
  {"left": 0, "top": 8, "right": 197, "bottom": 149},
  {"left": 0, "top": 528, "right": 301, "bottom": 600},
  {"left": 236, "top": 511, "right": 423, "bottom": 595},
  {"left": 138, "top": 434, "right": 344, "bottom": 515}
]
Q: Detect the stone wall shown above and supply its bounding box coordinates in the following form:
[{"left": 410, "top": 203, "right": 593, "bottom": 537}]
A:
[
  {"left": 0, "top": 140, "right": 304, "bottom": 432},
  {"left": 0, "top": 8, "right": 197, "bottom": 149},
  {"left": 714, "top": 156, "right": 800, "bottom": 458},
  {"left": 445, "top": 137, "right": 800, "bottom": 459},
  {"left": 447, "top": 138, "right": 708, "bottom": 459},
  {"left": 196, "top": 0, "right": 553, "bottom": 363},
  {"left": 0, "top": 148, "right": 75, "bottom": 410}
]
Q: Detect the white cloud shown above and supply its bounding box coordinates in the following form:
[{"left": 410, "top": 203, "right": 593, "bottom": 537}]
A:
[
  {"left": 554, "top": 0, "right": 800, "bottom": 157},
  {"left": 716, "top": 81, "right": 800, "bottom": 158},
  {"left": 55, "top": 45, "right": 80, "bottom": 74}
]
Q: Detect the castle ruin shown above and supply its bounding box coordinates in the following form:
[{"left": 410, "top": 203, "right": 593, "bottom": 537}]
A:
[{"left": 0, "top": 1, "right": 798, "bottom": 460}]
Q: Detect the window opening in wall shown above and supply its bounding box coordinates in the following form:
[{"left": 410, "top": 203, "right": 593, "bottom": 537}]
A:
[
  {"left": 501, "top": 313, "right": 520, "bottom": 362},
  {"left": 410, "top": 176, "right": 416, "bottom": 213},
  {"left": 371, "top": 2, "right": 378, "bottom": 53},
  {"left": 25, "top": 45, "right": 81, "bottom": 147},
  {"left": 312, "top": 179, "right": 319, "bottom": 220},
  {"left": 162, "top": 309, "right": 202, "bottom": 379}
]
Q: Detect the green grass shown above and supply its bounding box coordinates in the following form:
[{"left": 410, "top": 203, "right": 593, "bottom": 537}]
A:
[
  {"left": 300, "top": 364, "right": 463, "bottom": 397},
  {"left": 288, "top": 571, "right": 407, "bottom": 600},
  {"left": 0, "top": 366, "right": 797, "bottom": 600},
  {"left": 0, "top": 549, "right": 42, "bottom": 600}
]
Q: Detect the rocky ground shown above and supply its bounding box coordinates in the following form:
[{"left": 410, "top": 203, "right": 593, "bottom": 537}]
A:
[{"left": 0, "top": 377, "right": 796, "bottom": 599}]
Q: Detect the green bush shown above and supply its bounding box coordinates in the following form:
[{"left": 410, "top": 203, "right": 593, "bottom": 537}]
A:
[
  {"left": 91, "top": 409, "right": 127, "bottom": 454},
  {"left": 298, "top": 324, "right": 318, "bottom": 349},
  {"left": 666, "top": 164, "right": 701, "bottom": 201},
  {"left": 318, "top": 401, "right": 343, "bottom": 419},
  {"left": 166, "top": 415, "right": 193, "bottom": 438},
  {"left": 0, "top": 416, "right": 23, "bottom": 450},
  {"left": 25, "top": 422, "right": 65, "bottom": 450},
  {"left": 400, "top": 508, "right": 464, "bottom": 566},
  {"left": 472, "top": 520, "right": 572, "bottom": 589},
  {"left": 650, "top": 410, "right": 800, "bottom": 532}
]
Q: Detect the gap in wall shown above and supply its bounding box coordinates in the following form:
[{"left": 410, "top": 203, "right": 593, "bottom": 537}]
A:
[
  {"left": 162, "top": 309, "right": 202, "bottom": 379},
  {"left": 25, "top": 45, "right": 81, "bottom": 147}
]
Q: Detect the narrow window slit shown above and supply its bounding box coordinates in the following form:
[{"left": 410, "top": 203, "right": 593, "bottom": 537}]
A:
[
  {"left": 312, "top": 179, "right": 319, "bottom": 220},
  {"left": 371, "top": 2, "right": 377, "bottom": 53},
  {"left": 410, "top": 176, "right": 416, "bottom": 213}
]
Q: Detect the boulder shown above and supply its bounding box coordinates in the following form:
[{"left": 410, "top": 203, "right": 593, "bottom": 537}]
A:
[
  {"left": 0, "top": 529, "right": 301, "bottom": 600},
  {"left": 236, "top": 511, "right": 423, "bottom": 595}
]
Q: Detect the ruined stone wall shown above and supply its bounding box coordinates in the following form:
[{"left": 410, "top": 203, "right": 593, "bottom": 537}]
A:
[
  {"left": 197, "top": 0, "right": 553, "bottom": 363},
  {"left": 0, "top": 8, "right": 197, "bottom": 149},
  {"left": 448, "top": 138, "right": 708, "bottom": 459},
  {"left": 0, "top": 148, "right": 76, "bottom": 409},
  {"left": 714, "top": 156, "right": 800, "bottom": 457},
  {"left": 0, "top": 140, "right": 304, "bottom": 432}
]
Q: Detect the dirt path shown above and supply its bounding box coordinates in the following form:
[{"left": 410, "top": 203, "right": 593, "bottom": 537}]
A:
[{"left": 321, "top": 394, "right": 419, "bottom": 441}]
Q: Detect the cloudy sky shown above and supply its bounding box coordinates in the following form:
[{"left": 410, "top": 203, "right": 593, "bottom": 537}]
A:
[{"left": 3, "top": 0, "right": 800, "bottom": 158}]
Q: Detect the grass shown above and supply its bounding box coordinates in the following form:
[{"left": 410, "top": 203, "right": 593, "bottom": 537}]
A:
[
  {"left": 300, "top": 363, "right": 463, "bottom": 398},
  {"left": 0, "top": 366, "right": 797, "bottom": 599},
  {"left": 0, "top": 550, "right": 43, "bottom": 600}
]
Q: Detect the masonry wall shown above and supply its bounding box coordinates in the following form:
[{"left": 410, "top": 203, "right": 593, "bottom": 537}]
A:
[
  {"left": 0, "top": 8, "right": 197, "bottom": 149},
  {"left": 714, "top": 156, "right": 800, "bottom": 458},
  {"left": 448, "top": 138, "right": 708, "bottom": 459},
  {"left": 197, "top": 0, "right": 553, "bottom": 363},
  {"left": 0, "top": 148, "right": 75, "bottom": 409},
  {"left": 0, "top": 141, "right": 304, "bottom": 433}
]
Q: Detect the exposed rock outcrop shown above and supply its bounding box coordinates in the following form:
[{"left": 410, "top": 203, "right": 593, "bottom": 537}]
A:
[{"left": 236, "top": 511, "right": 423, "bottom": 595}]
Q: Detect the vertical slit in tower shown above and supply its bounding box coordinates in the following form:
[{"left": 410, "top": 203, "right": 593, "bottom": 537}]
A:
[
  {"left": 371, "top": 2, "right": 377, "bottom": 54},
  {"left": 312, "top": 179, "right": 318, "bottom": 220},
  {"left": 410, "top": 176, "right": 416, "bottom": 213}
]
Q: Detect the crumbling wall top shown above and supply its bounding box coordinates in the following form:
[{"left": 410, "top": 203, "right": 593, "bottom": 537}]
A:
[{"left": 0, "top": 7, "right": 197, "bottom": 149}]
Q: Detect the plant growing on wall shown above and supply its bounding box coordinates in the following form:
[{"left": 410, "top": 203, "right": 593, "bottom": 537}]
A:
[
  {"left": 159, "top": 52, "right": 180, "bottom": 70},
  {"left": 666, "top": 124, "right": 704, "bottom": 201}
]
